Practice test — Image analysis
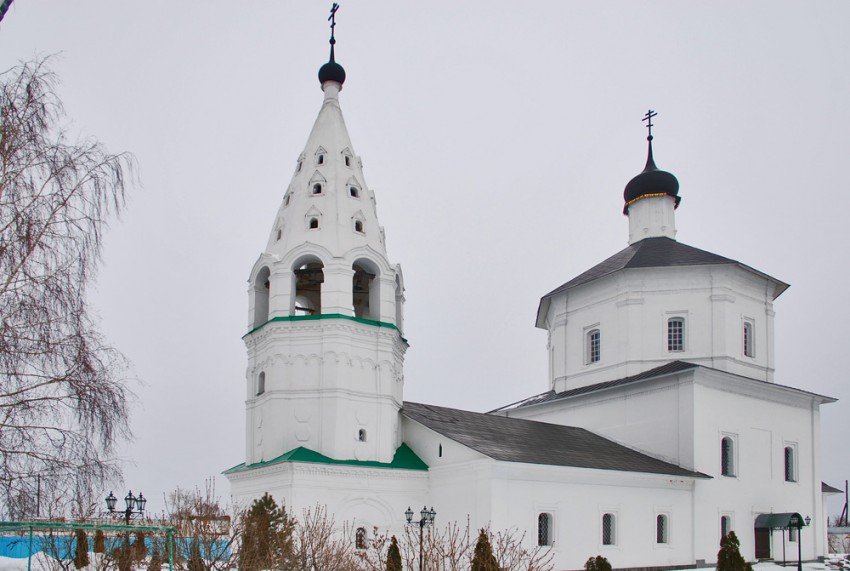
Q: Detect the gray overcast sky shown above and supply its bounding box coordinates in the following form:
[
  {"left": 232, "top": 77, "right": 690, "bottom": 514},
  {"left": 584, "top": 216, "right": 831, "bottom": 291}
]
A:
[{"left": 2, "top": 1, "right": 849, "bottom": 517}]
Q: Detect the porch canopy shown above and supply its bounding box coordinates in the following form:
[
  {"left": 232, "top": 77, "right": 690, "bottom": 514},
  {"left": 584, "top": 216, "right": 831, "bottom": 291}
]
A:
[{"left": 754, "top": 512, "right": 805, "bottom": 530}]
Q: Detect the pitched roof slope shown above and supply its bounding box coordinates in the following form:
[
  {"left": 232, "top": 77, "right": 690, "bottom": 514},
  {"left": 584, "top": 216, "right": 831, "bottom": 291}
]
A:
[
  {"left": 540, "top": 237, "right": 787, "bottom": 301},
  {"left": 402, "top": 401, "right": 708, "bottom": 479},
  {"left": 492, "top": 361, "right": 698, "bottom": 412}
]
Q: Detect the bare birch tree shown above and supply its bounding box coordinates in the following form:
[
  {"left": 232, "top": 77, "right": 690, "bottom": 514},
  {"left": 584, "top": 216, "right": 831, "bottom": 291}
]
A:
[{"left": 0, "top": 57, "right": 134, "bottom": 518}]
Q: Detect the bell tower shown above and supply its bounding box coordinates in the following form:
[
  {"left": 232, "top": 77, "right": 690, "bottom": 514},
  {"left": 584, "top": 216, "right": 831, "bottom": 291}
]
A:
[{"left": 242, "top": 9, "right": 407, "bottom": 465}]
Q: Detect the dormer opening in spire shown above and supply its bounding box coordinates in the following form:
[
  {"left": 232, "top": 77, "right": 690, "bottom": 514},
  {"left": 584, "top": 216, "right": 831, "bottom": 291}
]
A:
[{"left": 624, "top": 110, "right": 682, "bottom": 244}]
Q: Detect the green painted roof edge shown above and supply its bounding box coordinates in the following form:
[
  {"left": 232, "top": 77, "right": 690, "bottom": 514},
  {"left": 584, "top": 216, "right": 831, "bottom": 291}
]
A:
[
  {"left": 243, "top": 313, "right": 403, "bottom": 338},
  {"left": 223, "top": 443, "right": 428, "bottom": 474}
]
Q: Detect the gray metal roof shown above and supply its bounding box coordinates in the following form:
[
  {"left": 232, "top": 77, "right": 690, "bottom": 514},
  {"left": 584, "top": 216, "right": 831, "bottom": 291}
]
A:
[
  {"left": 492, "top": 361, "right": 835, "bottom": 413},
  {"left": 492, "top": 361, "right": 698, "bottom": 412},
  {"left": 539, "top": 237, "right": 788, "bottom": 304},
  {"left": 402, "top": 401, "right": 709, "bottom": 479}
]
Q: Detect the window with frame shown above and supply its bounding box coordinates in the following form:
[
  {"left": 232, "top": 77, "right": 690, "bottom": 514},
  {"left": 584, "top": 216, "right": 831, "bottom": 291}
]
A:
[
  {"left": 667, "top": 317, "right": 684, "bottom": 352},
  {"left": 743, "top": 321, "right": 754, "bottom": 357},
  {"left": 537, "top": 513, "right": 552, "bottom": 546},
  {"left": 602, "top": 513, "right": 616, "bottom": 545},
  {"left": 789, "top": 526, "right": 798, "bottom": 542},
  {"left": 656, "top": 514, "right": 668, "bottom": 544},
  {"left": 720, "top": 515, "right": 731, "bottom": 539},
  {"left": 355, "top": 527, "right": 366, "bottom": 549},
  {"left": 784, "top": 445, "right": 796, "bottom": 482},
  {"left": 721, "top": 436, "right": 735, "bottom": 477},
  {"left": 256, "top": 372, "right": 265, "bottom": 396},
  {"left": 587, "top": 329, "right": 601, "bottom": 364}
]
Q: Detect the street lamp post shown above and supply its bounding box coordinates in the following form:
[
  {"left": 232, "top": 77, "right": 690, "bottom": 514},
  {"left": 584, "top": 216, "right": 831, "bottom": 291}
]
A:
[
  {"left": 105, "top": 490, "right": 147, "bottom": 524},
  {"left": 405, "top": 506, "right": 435, "bottom": 571},
  {"left": 106, "top": 490, "right": 147, "bottom": 571},
  {"left": 797, "top": 515, "right": 811, "bottom": 571}
]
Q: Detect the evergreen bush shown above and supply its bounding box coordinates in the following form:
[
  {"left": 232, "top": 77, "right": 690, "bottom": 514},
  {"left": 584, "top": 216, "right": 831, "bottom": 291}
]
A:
[
  {"left": 73, "top": 529, "right": 89, "bottom": 569},
  {"left": 585, "top": 555, "right": 612, "bottom": 571},
  {"left": 717, "top": 531, "right": 753, "bottom": 571},
  {"left": 386, "top": 535, "right": 402, "bottom": 571},
  {"left": 471, "top": 529, "right": 499, "bottom": 571},
  {"left": 238, "top": 493, "right": 296, "bottom": 571}
]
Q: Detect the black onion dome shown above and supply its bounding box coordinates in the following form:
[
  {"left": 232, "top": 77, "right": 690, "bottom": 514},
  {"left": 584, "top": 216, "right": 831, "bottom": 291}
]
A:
[
  {"left": 318, "top": 43, "right": 346, "bottom": 86},
  {"left": 318, "top": 61, "right": 346, "bottom": 85},
  {"left": 623, "top": 140, "right": 680, "bottom": 215}
]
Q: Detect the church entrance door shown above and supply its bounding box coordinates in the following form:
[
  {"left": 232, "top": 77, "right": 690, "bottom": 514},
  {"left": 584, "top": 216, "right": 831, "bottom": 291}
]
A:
[{"left": 754, "top": 528, "right": 771, "bottom": 559}]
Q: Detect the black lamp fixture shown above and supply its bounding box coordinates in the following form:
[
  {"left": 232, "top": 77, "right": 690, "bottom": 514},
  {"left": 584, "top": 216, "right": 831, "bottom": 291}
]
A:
[
  {"left": 105, "top": 490, "right": 146, "bottom": 524},
  {"left": 405, "top": 505, "right": 436, "bottom": 571}
]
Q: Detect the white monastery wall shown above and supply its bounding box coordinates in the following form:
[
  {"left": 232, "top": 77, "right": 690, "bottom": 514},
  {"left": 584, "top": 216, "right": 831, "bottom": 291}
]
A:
[
  {"left": 690, "top": 372, "right": 824, "bottom": 562},
  {"left": 545, "top": 264, "right": 777, "bottom": 391},
  {"left": 227, "top": 462, "right": 428, "bottom": 542}
]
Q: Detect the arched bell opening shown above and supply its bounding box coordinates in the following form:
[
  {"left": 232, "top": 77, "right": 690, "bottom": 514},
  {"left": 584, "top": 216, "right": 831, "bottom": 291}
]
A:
[
  {"left": 292, "top": 257, "right": 324, "bottom": 316},
  {"left": 352, "top": 259, "right": 380, "bottom": 320},
  {"left": 394, "top": 273, "right": 404, "bottom": 333},
  {"left": 252, "top": 267, "right": 271, "bottom": 328}
]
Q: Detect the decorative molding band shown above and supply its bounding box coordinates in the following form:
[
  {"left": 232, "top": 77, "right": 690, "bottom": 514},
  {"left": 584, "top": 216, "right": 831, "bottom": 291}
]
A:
[{"left": 246, "top": 313, "right": 400, "bottom": 337}]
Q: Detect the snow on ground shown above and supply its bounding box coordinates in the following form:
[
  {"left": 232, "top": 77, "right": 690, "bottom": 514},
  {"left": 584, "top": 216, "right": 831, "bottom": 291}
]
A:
[{"left": 0, "top": 555, "right": 846, "bottom": 571}]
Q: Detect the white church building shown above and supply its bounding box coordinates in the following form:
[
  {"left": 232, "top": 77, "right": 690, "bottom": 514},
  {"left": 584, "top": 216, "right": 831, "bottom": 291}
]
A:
[{"left": 224, "top": 24, "right": 837, "bottom": 570}]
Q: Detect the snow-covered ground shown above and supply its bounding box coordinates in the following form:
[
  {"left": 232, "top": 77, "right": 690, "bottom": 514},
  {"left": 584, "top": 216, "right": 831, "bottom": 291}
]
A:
[{"left": 0, "top": 554, "right": 846, "bottom": 571}]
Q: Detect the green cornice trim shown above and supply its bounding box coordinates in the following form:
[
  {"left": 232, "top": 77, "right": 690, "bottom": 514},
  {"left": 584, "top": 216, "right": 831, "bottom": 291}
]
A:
[
  {"left": 244, "top": 313, "right": 402, "bottom": 338},
  {"left": 223, "top": 443, "right": 428, "bottom": 474}
]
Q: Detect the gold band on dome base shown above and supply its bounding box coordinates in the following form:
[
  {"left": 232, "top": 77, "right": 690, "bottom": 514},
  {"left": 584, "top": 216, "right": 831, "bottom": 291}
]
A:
[{"left": 625, "top": 192, "right": 671, "bottom": 209}]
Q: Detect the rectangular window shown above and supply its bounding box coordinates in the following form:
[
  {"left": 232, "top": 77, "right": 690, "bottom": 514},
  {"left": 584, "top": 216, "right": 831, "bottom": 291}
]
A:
[
  {"left": 668, "top": 318, "right": 684, "bottom": 352},
  {"left": 537, "top": 513, "right": 552, "bottom": 546},
  {"left": 789, "top": 527, "right": 798, "bottom": 542},
  {"left": 602, "top": 513, "right": 616, "bottom": 545},
  {"left": 587, "top": 329, "right": 601, "bottom": 364},
  {"left": 743, "top": 321, "right": 754, "bottom": 357},
  {"left": 784, "top": 444, "right": 797, "bottom": 482},
  {"left": 721, "top": 436, "right": 736, "bottom": 477},
  {"left": 656, "top": 514, "right": 669, "bottom": 544},
  {"left": 721, "top": 515, "right": 732, "bottom": 538}
]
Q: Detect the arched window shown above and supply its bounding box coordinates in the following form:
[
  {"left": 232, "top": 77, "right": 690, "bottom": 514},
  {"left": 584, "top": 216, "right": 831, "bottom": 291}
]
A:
[
  {"left": 345, "top": 156, "right": 351, "bottom": 167},
  {"left": 668, "top": 317, "right": 684, "bottom": 352},
  {"left": 721, "top": 437, "right": 735, "bottom": 477},
  {"left": 309, "top": 217, "right": 319, "bottom": 229},
  {"left": 358, "top": 429, "right": 367, "bottom": 442},
  {"left": 312, "top": 183, "right": 323, "bottom": 195},
  {"left": 317, "top": 154, "right": 324, "bottom": 165},
  {"left": 355, "top": 527, "right": 366, "bottom": 549},
  {"left": 276, "top": 228, "right": 282, "bottom": 241},
  {"left": 537, "top": 513, "right": 552, "bottom": 546},
  {"left": 720, "top": 515, "right": 731, "bottom": 538},
  {"left": 252, "top": 267, "right": 271, "bottom": 329},
  {"left": 602, "top": 513, "right": 616, "bottom": 545},
  {"left": 349, "top": 186, "right": 359, "bottom": 198},
  {"left": 743, "top": 321, "right": 754, "bottom": 357},
  {"left": 784, "top": 446, "right": 796, "bottom": 482},
  {"left": 256, "top": 372, "right": 266, "bottom": 396},
  {"left": 352, "top": 259, "right": 379, "bottom": 320},
  {"left": 293, "top": 259, "right": 323, "bottom": 316},
  {"left": 354, "top": 220, "right": 364, "bottom": 233},
  {"left": 587, "top": 329, "right": 601, "bottom": 364},
  {"left": 656, "top": 514, "right": 668, "bottom": 544}
]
